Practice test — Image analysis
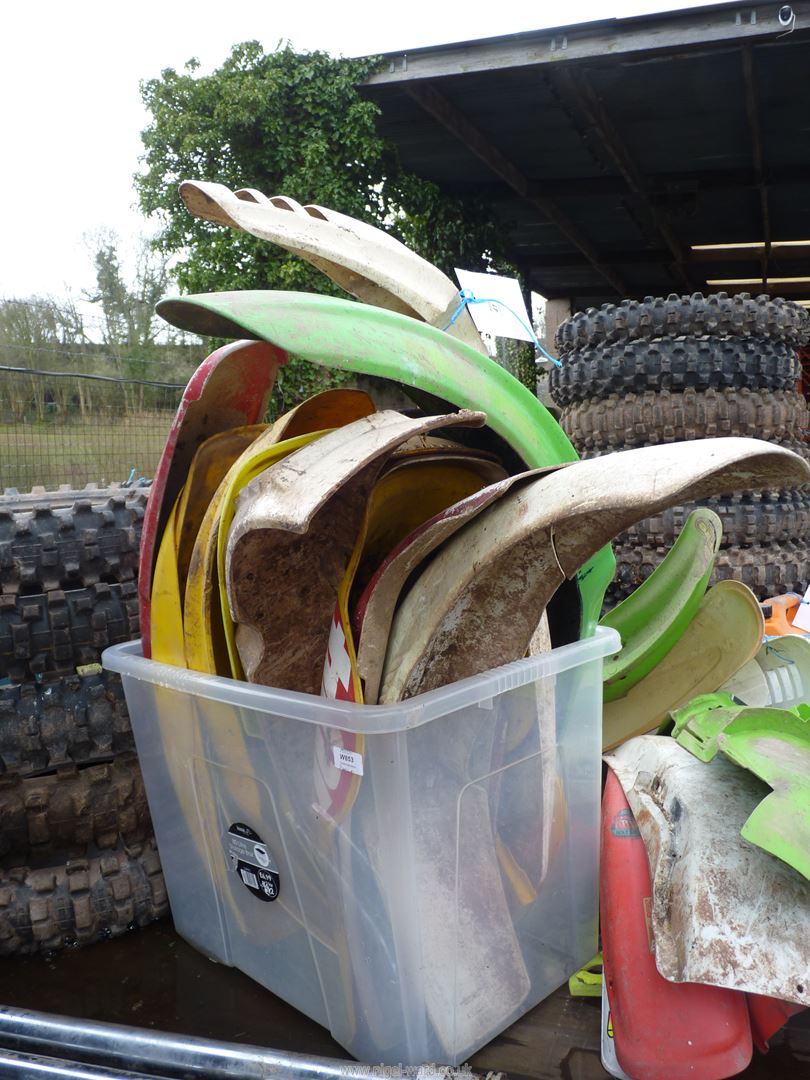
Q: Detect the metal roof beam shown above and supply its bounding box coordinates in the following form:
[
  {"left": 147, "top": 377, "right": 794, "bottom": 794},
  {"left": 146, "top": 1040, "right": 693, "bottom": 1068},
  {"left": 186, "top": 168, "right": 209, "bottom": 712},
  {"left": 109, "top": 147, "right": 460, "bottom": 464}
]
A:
[
  {"left": 368, "top": 3, "right": 810, "bottom": 85},
  {"left": 546, "top": 66, "right": 692, "bottom": 292},
  {"left": 692, "top": 243, "right": 810, "bottom": 262},
  {"left": 402, "top": 80, "right": 628, "bottom": 296},
  {"left": 649, "top": 163, "right": 809, "bottom": 194},
  {"left": 419, "top": 163, "right": 810, "bottom": 201},
  {"left": 532, "top": 283, "right": 631, "bottom": 302},
  {"left": 706, "top": 279, "right": 810, "bottom": 294},
  {"left": 741, "top": 46, "right": 772, "bottom": 282},
  {"left": 526, "top": 246, "right": 810, "bottom": 270},
  {"left": 525, "top": 249, "right": 670, "bottom": 268}
]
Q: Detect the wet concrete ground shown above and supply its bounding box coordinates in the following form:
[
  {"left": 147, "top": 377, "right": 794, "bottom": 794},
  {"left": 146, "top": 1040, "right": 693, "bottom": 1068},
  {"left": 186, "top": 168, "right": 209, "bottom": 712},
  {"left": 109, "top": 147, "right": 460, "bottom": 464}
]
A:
[
  {"left": 0, "top": 918, "right": 808, "bottom": 1079},
  {"left": 0, "top": 920, "right": 347, "bottom": 1058}
]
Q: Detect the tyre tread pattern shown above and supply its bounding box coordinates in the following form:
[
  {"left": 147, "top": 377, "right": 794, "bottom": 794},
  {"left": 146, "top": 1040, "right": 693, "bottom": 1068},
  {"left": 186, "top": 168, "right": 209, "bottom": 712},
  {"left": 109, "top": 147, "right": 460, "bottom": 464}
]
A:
[
  {"left": 622, "top": 492, "right": 810, "bottom": 548},
  {"left": 563, "top": 388, "right": 808, "bottom": 452},
  {"left": 549, "top": 337, "right": 800, "bottom": 406},
  {"left": 0, "top": 495, "right": 145, "bottom": 596},
  {"left": 0, "top": 485, "right": 149, "bottom": 511},
  {"left": 607, "top": 538, "right": 810, "bottom": 606},
  {"left": 0, "top": 583, "right": 139, "bottom": 682},
  {"left": 0, "top": 838, "right": 167, "bottom": 955},
  {"left": 555, "top": 293, "right": 810, "bottom": 354},
  {"left": 0, "top": 754, "right": 151, "bottom": 859},
  {"left": 0, "top": 670, "right": 133, "bottom": 777}
]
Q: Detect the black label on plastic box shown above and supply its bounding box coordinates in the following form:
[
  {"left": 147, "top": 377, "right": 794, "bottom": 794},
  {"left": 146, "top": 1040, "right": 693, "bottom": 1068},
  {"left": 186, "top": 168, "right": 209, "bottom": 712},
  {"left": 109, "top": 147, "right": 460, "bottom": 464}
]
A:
[{"left": 224, "top": 822, "right": 280, "bottom": 902}]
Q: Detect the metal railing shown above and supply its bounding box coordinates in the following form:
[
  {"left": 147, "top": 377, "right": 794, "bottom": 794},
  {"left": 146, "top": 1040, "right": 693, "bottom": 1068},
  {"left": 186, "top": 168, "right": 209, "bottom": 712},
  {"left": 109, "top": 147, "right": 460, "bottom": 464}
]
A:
[{"left": 0, "top": 1006, "right": 498, "bottom": 1080}]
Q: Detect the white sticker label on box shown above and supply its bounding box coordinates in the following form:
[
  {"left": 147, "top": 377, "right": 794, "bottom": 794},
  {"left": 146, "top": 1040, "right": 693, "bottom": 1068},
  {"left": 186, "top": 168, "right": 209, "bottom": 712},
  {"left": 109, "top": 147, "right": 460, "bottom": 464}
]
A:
[
  {"left": 332, "top": 746, "right": 363, "bottom": 776},
  {"left": 792, "top": 587, "right": 810, "bottom": 633}
]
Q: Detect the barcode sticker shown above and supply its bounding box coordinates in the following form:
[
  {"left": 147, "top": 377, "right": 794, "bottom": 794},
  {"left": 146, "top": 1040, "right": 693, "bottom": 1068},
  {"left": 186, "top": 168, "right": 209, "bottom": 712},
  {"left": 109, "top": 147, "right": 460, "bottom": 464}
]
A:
[
  {"left": 333, "top": 746, "right": 363, "bottom": 776},
  {"left": 791, "top": 586, "right": 810, "bottom": 633},
  {"left": 240, "top": 868, "right": 259, "bottom": 889}
]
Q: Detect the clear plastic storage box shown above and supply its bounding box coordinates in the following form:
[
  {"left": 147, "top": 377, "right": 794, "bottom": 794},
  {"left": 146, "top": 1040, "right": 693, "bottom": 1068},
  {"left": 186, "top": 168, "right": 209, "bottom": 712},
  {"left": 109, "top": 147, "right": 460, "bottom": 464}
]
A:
[{"left": 103, "top": 627, "right": 618, "bottom": 1066}]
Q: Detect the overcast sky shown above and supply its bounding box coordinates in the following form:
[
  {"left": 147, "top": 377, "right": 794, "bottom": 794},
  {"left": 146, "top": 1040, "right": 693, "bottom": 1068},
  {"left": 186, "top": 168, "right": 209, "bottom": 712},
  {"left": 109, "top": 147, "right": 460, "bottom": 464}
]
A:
[{"left": 3, "top": 0, "right": 734, "bottom": 311}]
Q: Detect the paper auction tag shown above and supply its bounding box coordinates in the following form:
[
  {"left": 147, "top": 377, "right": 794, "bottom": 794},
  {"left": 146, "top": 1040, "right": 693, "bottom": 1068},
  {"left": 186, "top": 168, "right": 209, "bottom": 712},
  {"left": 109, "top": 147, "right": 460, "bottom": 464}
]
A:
[{"left": 454, "top": 269, "right": 535, "bottom": 342}]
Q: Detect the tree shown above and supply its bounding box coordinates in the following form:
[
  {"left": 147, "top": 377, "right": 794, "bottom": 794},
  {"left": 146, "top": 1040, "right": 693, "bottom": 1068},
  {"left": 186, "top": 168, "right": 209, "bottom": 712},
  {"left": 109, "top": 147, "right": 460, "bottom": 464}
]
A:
[
  {"left": 80, "top": 232, "right": 205, "bottom": 415},
  {"left": 136, "top": 42, "right": 533, "bottom": 400},
  {"left": 0, "top": 296, "right": 87, "bottom": 359},
  {"left": 137, "top": 43, "right": 507, "bottom": 290},
  {"left": 82, "top": 230, "right": 202, "bottom": 381},
  {"left": 85, "top": 232, "right": 167, "bottom": 354},
  {"left": 0, "top": 296, "right": 90, "bottom": 421},
  {"left": 0, "top": 236, "right": 205, "bottom": 424}
]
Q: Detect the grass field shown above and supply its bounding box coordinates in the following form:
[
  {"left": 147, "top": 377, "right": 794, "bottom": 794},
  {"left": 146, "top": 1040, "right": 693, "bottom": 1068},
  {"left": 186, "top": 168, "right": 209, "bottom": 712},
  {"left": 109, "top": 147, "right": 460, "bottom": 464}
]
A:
[{"left": 0, "top": 413, "right": 173, "bottom": 490}]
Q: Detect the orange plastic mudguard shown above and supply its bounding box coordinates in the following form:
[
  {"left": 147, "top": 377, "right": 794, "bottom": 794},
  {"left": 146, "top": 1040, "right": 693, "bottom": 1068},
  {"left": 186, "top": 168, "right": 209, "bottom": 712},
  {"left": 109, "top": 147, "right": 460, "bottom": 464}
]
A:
[{"left": 761, "top": 593, "right": 806, "bottom": 638}]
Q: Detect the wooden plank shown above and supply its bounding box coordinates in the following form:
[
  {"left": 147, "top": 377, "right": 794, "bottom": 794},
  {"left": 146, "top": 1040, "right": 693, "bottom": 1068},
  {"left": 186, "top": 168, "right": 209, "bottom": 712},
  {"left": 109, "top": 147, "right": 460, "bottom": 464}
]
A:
[{"left": 470, "top": 987, "right": 608, "bottom": 1080}]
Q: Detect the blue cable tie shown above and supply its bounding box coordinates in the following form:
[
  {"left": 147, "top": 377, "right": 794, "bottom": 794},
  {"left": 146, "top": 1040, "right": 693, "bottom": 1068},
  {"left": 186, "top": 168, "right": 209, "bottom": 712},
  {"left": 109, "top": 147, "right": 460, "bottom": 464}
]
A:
[
  {"left": 443, "top": 288, "right": 476, "bottom": 331},
  {"left": 442, "top": 289, "right": 561, "bottom": 367}
]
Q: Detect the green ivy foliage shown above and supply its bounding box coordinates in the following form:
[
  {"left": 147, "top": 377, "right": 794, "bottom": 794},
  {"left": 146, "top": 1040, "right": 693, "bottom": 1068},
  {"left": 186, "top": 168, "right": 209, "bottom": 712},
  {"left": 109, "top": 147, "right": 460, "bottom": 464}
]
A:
[{"left": 137, "top": 42, "right": 532, "bottom": 400}]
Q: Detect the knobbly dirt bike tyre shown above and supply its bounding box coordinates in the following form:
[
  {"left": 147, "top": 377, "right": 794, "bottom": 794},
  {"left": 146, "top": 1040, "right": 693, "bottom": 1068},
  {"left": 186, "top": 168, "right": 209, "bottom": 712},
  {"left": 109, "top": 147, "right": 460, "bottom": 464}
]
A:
[
  {"left": 0, "top": 494, "right": 145, "bottom": 596},
  {"left": 606, "top": 441, "right": 810, "bottom": 546},
  {"left": 0, "top": 838, "right": 167, "bottom": 956},
  {"left": 548, "top": 337, "right": 800, "bottom": 407},
  {"left": 0, "top": 582, "right": 139, "bottom": 682},
  {"left": 0, "top": 669, "right": 133, "bottom": 777},
  {"left": 562, "top": 388, "right": 808, "bottom": 453},
  {"left": 555, "top": 293, "right": 810, "bottom": 354},
  {"left": 623, "top": 492, "right": 810, "bottom": 549},
  {"left": 606, "top": 538, "right": 810, "bottom": 607},
  {"left": 0, "top": 754, "right": 150, "bottom": 861},
  {"left": 0, "top": 484, "right": 150, "bottom": 512}
]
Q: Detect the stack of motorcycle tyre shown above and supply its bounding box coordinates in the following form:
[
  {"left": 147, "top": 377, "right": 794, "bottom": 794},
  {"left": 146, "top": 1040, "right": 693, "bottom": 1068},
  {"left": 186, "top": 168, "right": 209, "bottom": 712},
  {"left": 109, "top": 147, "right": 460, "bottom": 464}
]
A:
[
  {"left": 0, "top": 483, "right": 168, "bottom": 955},
  {"left": 549, "top": 293, "right": 810, "bottom": 607}
]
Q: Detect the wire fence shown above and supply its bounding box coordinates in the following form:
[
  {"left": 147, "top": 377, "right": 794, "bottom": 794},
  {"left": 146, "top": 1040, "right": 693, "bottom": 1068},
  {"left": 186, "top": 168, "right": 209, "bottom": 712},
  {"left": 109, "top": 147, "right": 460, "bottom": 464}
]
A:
[
  {"left": 0, "top": 348, "right": 541, "bottom": 492},
  {"left": 0, "top": 367, "right": 183, "bottom": 490}
]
